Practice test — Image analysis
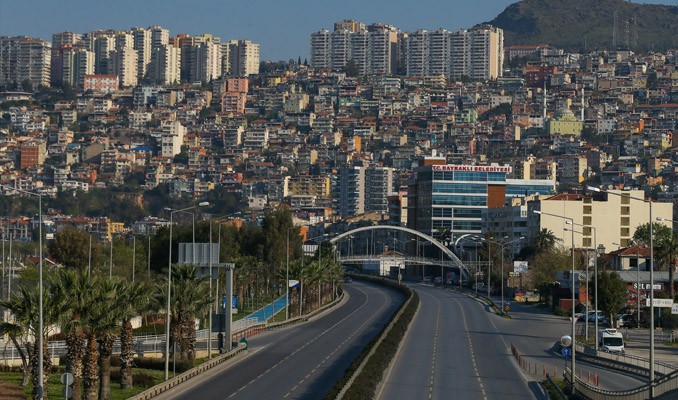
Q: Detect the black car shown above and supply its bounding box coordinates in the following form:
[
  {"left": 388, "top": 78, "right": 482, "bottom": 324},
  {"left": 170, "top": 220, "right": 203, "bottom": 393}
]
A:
[
  {"left": 618, "top": 314, "right": 637, "bottom": 328},
  {"left": 343, "top": 276, "right": 352, "bottom": 283}
]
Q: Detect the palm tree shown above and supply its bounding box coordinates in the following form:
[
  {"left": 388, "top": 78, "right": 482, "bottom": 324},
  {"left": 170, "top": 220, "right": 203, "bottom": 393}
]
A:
[
  {"left": 655, "top": 233, "right": 678, "bottom": 300},
  {"left": 48, "top": 269, "right": 92, "bottom": 400},
  {"left": 2, "top": 285, "right": 53, "bottom": 399},
  {"left": 164, "top": 265, "right": 210, "bottom": 362},
  {"left": 96, "top": 278, "right": 124, "bottom": 400},
  {"left": 0, "top": 319, "right": 30, "bottom": 386},
  {"left": 119, "top": 280, "right": 152, "bottom": 389},
  {"left": 82, "top": 275, "right": 120, "bottom": 400},
  {"left": 532, "top": 228, "right": 559, "bottom": 252}
]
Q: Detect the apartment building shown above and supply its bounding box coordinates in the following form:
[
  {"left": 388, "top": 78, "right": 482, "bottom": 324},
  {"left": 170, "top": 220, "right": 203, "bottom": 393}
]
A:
[
  {"left": 311, "top": 22, "right": 502, "bottom": 80},
  {"left": 333, "top": 165, "right": 366, "bottom": 218},
  {"left": 149, "top": 44, "right": 181, "bottom": 85},
  {"left": 112, "top": 46, "right": 139, "bottom": 87},
  {"left": 61, "top": 47, "right": 94, "bottom": 88},
  {"left": 225, "top": 40, "right": 260, "bottom": 77},
  {"left": 530, "top": 190, "right": 673, "bottom": 251},
  {"left": 0, "top": 36, "right": 51, "bottom": 88}
]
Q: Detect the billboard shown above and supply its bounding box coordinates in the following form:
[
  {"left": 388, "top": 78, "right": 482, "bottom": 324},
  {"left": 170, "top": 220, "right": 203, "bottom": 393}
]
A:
[{"left": 513, "top": 261, "right": 528, "bottom": 273}]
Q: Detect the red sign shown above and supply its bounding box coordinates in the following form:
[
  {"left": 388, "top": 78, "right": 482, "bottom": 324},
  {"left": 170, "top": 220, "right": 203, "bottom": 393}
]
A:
[{"left": 432, "top": 164, "right": 512, "bottom": 173}]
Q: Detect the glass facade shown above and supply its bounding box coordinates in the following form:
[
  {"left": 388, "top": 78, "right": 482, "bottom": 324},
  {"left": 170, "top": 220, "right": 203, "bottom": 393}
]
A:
[{"left": 411, "top": 164, "right": 556, "bottom": 241}]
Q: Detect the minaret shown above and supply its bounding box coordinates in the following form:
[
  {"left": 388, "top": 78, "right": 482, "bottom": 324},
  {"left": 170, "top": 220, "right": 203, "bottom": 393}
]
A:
[
  {"left": 581, "top": 87, "right": 585, "bottom": 122},
  {"left": 542, "top": 80, "right": 547, "bottom": 121}
]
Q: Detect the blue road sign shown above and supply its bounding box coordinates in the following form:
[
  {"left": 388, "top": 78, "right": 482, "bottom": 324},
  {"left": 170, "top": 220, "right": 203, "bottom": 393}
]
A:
[{"left": 561, "top": 347, "right": 571, "bottom": 357}]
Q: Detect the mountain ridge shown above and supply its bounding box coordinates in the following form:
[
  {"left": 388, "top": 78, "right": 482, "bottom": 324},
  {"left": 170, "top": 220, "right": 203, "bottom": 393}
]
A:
[{"left": 484, "top": 0, "right": 678, "bottom": 52}]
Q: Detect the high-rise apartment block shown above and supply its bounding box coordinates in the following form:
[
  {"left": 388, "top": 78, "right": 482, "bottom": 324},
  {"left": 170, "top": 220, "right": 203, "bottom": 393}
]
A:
[
  {"left": 311, "top": 23, "right": 399, "bottom": 76},
  {"left": 60, "top": 46, "right": 94, "bottom": 88},
  {"left": 0, "top": 36, "right": 51, "bottom": 88},
  {"left": 149, "top": 45, "right": 181, "bottom": 85},
  {"left": 311, "top": 21, "right": 503, "bottom": 80},
  {"left": 225, "top": 40, "right": 260, "bottom": 77}
]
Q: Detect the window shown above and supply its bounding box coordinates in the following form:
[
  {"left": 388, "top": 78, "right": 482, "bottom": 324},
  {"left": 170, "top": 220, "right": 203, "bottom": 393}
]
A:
[
  {"left": 620, "top": 227, "right": 630, "bottom": 236},
  {"left": 583, "top": 238, "right": 592, "bottom": 247},
  {"left": 621, "top": 206, "right": 630, "bottom": 215},
  {"left": 453, "top": 208, "right": 483, "bottom": 218},
  {"left": 621, "top": 195, "right": 630, "bottom": 205},
  {"left": 583, "top": 216, "right": 592, "bottom": 225},
  {"left": 621, "top": 217, "right": 630, "bottom": 226},
  {"left": 583, "top": 206, "right": 592, "bottom": 214},
  {"left": 583, "top": 227, "right": 591, "bottom": 236}
]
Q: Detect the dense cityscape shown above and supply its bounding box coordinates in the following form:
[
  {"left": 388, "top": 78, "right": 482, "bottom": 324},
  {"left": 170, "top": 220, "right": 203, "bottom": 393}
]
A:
[{"left": 0, "top": 9, "right": 677, "bottom": 400}]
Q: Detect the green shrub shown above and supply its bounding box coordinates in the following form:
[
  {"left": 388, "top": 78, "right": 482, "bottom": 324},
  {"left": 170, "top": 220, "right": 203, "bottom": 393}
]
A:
[
  {"left": 324, "top": 275, "right": 419, "bottom": 399},
  {"left": 109, "top": 369, "right": 156, "bottom": 387},
  {"left": 133, "top": 357, "right": 193, "bottom": 373}
]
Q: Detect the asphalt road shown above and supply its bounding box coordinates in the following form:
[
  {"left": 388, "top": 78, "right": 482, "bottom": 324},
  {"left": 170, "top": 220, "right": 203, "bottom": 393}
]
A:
[
  {"left": 378, "top": 285, "right": 539, "bottom": 400},
  {"left": 493, "top": 298, "right": 648, "bottom": 391},
  {"left": 155, "top": 280, "right": 404, "bottom": 400}
]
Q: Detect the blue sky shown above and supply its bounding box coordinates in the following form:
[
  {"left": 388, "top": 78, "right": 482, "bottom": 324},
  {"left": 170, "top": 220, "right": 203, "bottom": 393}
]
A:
[{"left": 1, "top": 0, "right": 674, "bottom": 61}]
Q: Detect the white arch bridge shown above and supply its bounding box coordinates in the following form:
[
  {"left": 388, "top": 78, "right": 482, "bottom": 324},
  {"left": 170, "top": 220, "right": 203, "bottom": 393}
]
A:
[{"left": 329, "top": 226, "right": 471, "bottom": 281}]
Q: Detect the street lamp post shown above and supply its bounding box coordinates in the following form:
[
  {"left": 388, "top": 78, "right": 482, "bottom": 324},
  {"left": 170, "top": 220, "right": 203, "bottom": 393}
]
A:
[
  {"left": 588, "top": 186, "right": 655, "bottom": 397},
  {"left": 131, "top": 235, "right": 136, "bottom": 283},
  {"left": 0, "top": 183, "right": 44, "bottom": 399},
  {"left": 164, "top": 202, "right": 209, "bottom": 381},
  {"left": 566, "top": 221, "right": 599, "bottom": 346},
  {"left": 500, "top": 237, "right": 525, "bottom": 311},
  {"left": 534, "top": 210, "right": 577, "bottom": 391}
]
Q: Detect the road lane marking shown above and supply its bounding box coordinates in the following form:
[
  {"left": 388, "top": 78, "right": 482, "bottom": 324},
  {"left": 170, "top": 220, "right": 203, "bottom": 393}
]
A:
[{"left": 280, "top": 285, "right": 394, "bottom": 398}]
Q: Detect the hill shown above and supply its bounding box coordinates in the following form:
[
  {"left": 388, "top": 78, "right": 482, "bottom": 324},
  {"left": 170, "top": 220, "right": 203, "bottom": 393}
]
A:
[{"left": 485, "top": 0, "right": 678, "bottom": 52}]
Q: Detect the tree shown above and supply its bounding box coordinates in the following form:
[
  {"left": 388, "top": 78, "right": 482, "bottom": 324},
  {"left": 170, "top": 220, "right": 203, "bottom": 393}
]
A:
[
  {"left": 528, "top": 248, "right": 571, "bottom": 301},
  {"left": 1, "top": 285, "right": 54, "bottom": 398},
  {"left": 49, "top": 269, "right": 93, "bottom": 400},
  {"left": 119, "top": 280, "right": 152, "bottom": 389},
  {"left": 48, "top": 227, "right": 100, "bottom": 271},
  {"left": 344, "top": 59, "right": 359, "bottom": 77},
  {"left": 595, "top": 271, "right": 627, "bottom": 325},
  {"left": 634, "top": 222, "right": 677, "bottom": 299}
]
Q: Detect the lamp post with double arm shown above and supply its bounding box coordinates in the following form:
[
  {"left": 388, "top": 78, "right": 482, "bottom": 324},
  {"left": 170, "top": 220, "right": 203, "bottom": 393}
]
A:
[
  {"left": 534, "top": 209, "right": 577, "bottom": 392},
  {"left": 0, "top": 183, "right": 44, "bottom": 399},
  {"left": 164, "top": 202, "right": 209, "bottom": 381},
  {"left": 588, "top": 186, "right": 655, "bottom": 397}
]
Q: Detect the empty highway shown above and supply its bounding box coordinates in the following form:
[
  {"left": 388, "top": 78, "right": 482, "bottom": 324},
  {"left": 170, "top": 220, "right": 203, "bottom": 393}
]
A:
[{"left": 156, "top": 280, "right": 403, "bottom": 400}]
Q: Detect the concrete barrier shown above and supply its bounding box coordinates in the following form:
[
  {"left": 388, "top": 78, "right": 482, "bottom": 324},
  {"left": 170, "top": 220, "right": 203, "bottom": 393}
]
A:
[{"left": 128, "top": 343, "right": 247, "bottom": 400}]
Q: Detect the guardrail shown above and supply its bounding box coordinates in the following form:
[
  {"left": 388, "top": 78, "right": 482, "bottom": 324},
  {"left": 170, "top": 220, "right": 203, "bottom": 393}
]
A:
[
  {"left": 575, "top": 341, "right": 676, "bottom": 377},
  {"left": 545, "top": 373, "right": 568, "bottom": 400},
  {"left": 128, "top": 342, "right": 248, "bottom": 400},
  {"left": 568, "top": 368, "right": 678, "bottom": 400}
]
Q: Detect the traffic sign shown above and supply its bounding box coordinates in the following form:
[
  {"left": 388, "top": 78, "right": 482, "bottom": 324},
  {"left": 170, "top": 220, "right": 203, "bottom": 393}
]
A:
[
  {"left": 645, "top": 298, "right": 674, "bottom": 308},
  {"left": 672, "top": 303, "right": 678, "bottom": 315},
  {"left": 509, "top": 272, "right": 520, "bottom": 277},
  {"left": 633, "top": 283, "right": 662, "bottom": 290},
  {"left": 60, "top": 372, "right": 74, "bottom": 386},
  {"left": 561, "top": 347, "right": 571, "bottom": 357}
]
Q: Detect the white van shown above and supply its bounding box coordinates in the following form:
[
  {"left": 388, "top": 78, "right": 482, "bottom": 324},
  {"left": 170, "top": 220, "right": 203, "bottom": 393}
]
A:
[{"left": 598, "top": 328, "right": 624, "bottom": 353}]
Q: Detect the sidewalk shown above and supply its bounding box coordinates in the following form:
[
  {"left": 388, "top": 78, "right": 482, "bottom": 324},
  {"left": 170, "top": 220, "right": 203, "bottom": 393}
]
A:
[
  {"left": 243, "top": 295, "right": 287, "bottom": 323},
  {"left": 622, "top": 329, "right": 678, "bottom": 367}
]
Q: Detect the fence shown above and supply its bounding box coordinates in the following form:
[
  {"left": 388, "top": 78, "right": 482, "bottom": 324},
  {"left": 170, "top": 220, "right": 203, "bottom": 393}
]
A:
[{"left": 0, "top": 316, "right": 265, "bottom": 365}]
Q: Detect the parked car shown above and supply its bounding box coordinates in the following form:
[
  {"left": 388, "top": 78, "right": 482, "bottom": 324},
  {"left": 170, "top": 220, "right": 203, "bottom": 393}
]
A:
[
  {"left": 343, "top": 276, "right": 352, "bottom": 283},
  {"left": 423, "top": 276, "right": 433, "bottom": 284},
  {"left": 617, "top": 314, "right": 637, "bottom": 328},
  {"left": 587, "top": 311, "right": 605, "bottom": 322},
  {"left": 433, "top": 277, "right": 443, "bottom": 285}
]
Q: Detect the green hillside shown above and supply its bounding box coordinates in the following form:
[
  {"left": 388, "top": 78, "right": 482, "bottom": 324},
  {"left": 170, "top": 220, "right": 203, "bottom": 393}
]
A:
[{"left": 485, "top": 0, "right": 678, "bottom": 52}]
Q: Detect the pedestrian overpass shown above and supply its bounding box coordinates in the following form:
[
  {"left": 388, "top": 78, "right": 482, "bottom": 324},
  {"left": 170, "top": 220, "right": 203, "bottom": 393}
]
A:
[{"left": 329, "top": 226, "right": 470, "bottom": 281}]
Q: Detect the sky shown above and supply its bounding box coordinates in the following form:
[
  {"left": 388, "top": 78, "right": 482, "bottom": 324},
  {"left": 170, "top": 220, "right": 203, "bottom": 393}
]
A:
[{"left": 1, "top": 0, "right": 675, "bottom": 61}]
